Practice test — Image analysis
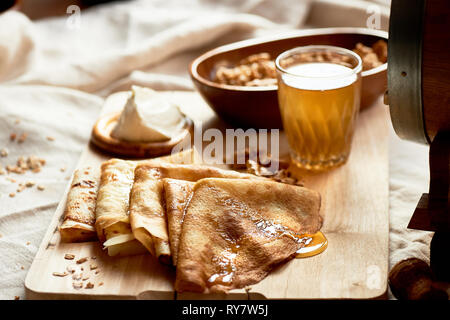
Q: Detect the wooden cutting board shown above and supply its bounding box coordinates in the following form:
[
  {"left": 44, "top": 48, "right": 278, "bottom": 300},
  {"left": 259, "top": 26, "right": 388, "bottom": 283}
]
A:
[{"left": 25, "top": 91, "right": 389, "bottom": 299}]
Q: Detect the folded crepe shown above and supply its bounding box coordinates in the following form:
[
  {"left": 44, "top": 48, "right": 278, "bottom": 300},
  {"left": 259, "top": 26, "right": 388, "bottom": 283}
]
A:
[
  {"left": 162, "top": 178, "right": 195, "bottom": 266},
  {"left": 59, "top": 167, "right": 100, "bottom": 243},
  {"left": 175, "top": 178, "right": 322, "bottom": 293},
  {"left": 95, "top": 159, "right": 146, "bottom": 257},
  {"left": 129, "top": 163, "right": 265, "bottom": 264},
  {"left": 129, "top": 166, "right": 170, "bottom": 263}
]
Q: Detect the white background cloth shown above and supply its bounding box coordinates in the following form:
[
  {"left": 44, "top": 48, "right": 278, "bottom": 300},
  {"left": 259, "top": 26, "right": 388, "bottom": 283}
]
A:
[{"left": 0, "top": 0, "right": 433, "bottom": 300}]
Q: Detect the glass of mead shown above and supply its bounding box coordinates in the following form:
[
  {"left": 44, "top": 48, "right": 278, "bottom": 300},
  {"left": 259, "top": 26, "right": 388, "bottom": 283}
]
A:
[{"left": 275, "top": 45, "right": 362, "bottom": 171}]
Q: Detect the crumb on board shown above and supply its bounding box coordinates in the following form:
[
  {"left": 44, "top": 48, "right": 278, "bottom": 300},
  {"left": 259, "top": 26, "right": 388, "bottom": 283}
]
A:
[
  {"left": 95, "top": 270, "right": 100, "bottom": 275},
  {"left": 14, "top": 296, "right": 20, "bottom": 300},
  {"left": 66, "top": 266, "right": 76, "bottom": 274},
  {"left": 46, "top": 136, "right": 55, "bottom": 141},
  {"left": 9, "top": 192, "right": 16, "bottom": 198},
  {"left": 37, "top": 185, "right": 45, "bottom": 191},
  {"left": 72, "top": 273, "right": 81, "bottom": 281},
  {"left": 98, "top": 282, "right": 104, "bottom": 287},
  {"left": 52, "top": 271, "right": 68, "bottom": 277},
  {"left": 14, "top": 119, "right": 20, "bottom": 125},
  {"left": 10, "top": 133, "right": 16, "bottom": 141},
  {"left": 91, "top": 256, "right": 96, "bottom": 260},
  {"left": 64, "top": 253, "right": 75, "bottom": 260},
  {"left": 21, "top": 266, "right": 24, "bottom": 270},
  {"left": 90, "top": 264, "right": 98, "bottom": 270},
  {"left": 26, "top": 241, "right": 30, "bottom": 245},
  {"left": 72, "top": 282, "right": 83, "bottom": 290},
  {"left": 76, "top": 257, "right": 88, "bottom": 264},
  {"left": 85, "top": 282, "right": 94, "bottom": 289},
  {"left": 82, "top": 275, "right": 90, "bottom": 281},
  {"left": 1, "top": 148, "right": 8, "bottom": 157}
]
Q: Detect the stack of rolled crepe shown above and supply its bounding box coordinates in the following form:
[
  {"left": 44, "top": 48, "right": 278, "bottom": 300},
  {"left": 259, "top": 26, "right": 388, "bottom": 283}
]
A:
[{"left": 59, "top": 149, "right": 323, "bottom": 293}]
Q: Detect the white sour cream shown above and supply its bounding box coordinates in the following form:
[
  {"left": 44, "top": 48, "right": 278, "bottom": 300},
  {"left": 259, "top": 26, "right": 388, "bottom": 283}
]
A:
[{"left": 111, "top": 86, "right": 186, "bottom": 142}]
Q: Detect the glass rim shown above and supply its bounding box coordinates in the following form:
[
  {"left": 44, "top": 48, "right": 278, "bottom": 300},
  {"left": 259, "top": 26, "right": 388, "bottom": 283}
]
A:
[{"left": 275, "top": 45, "right": 363, "bottom": 79}]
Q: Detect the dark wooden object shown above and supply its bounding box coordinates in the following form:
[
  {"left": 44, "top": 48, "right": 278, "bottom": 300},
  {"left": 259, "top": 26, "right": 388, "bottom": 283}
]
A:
[
  {"left": 408, "top": 131, "right": 450, "bottom": 282},
  {"left": 389, "top": 0, "right": 450, "bottom": 284},
  {"left": 389, "top": 258, "right": 448, "bottom": 300},
  {"left": 422, "top": 0, "right": 450, "bottom": 141},
  {"left": 0, "top": 0, "right": 19, "bottom": 13}
]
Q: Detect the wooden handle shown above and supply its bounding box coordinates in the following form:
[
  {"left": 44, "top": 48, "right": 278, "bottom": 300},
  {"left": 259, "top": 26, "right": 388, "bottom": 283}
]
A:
[{"left": 389, "top": 258, "right": 448, "bottom": 300}]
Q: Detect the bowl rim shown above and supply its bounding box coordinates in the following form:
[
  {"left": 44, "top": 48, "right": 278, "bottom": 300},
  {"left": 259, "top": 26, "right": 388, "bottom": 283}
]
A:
[{"left": 189, "top": 27, "right": 388, "bottom": 92}]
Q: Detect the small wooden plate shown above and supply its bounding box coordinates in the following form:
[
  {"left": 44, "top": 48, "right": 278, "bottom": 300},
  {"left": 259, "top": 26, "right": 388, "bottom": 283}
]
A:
[{"left": 91, "top": 112, "right": 193, "bottom": 158}]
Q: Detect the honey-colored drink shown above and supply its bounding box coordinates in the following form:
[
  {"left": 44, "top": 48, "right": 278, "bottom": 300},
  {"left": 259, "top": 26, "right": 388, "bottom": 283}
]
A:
[{"left": 276, "top": 47, "right": 362, "bottom": 171}]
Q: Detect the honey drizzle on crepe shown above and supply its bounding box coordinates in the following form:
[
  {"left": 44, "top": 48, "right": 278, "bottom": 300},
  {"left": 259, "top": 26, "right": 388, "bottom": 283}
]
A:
[{"left": 206, "top": 195, "right": 326, "bottom": 286}]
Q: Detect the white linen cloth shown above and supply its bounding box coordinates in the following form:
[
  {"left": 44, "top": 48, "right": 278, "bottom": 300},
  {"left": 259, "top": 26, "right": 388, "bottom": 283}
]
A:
[{"left": 0, "top": 0, "right": 433, "bottom": 300}]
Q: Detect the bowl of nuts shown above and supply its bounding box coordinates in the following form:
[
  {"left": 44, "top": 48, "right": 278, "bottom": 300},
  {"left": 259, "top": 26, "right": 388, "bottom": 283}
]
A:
[{"left": 189, "top": 27, "right": 387, "bottom": 129}]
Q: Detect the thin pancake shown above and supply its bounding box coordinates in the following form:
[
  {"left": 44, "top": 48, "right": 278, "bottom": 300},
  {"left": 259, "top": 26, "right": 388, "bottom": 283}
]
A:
[
  {"left": 162, "top": 178, "right": 195, "bottom": 266},
  {"left": 130, "top": 163, "right": 265, "bottom": 263},
  {"left": 59, "top": 167, "right": 100, "bottom": 243},
  {"left": 129, "top": 166, "right": 170, "bottom": 263},
  {"left": 95, "top": 159, "right": 146, "bottom": 256},
  {"left": 175, "top": 178, "right": 322, "bottom": 293}
]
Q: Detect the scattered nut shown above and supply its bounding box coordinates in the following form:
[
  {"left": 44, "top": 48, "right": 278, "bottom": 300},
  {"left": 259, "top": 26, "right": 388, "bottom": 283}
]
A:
[
  {"left": 66, "top": 266, "right": 76, "bottom": 274},
  {"left": 25, "top": 181, "right": 35, "bottom": 188},
  {"left": 52, "top": 271, "right": 68, "bottom": 277},
  {"left": 76, "top": 257, "right": 88, "bottom": 264},
  {"left": 16, "top": 184, "right": 26, "bottom": 193},
  {"left": 17, "top": 133, "right": 27, "bottom": 143},
  {"left": 85, "top": 282, "right": 94, "bottom": 289},
  {"left": 72, "top": 273, "right": 81, "bottom": 281},
  {"left": 64, "top": 253, "right": 75, "bottom": 260},
  {"left": 6, "top": 165, "right": 24, "bottom": 174},
  {"left": 72, "top": 282, "right": 83, "bottom": 290}
]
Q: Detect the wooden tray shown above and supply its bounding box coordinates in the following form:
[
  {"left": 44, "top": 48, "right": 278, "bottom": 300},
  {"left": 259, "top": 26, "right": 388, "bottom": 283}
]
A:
[{"left": 25, "top": 91, "right": 389, "bottom": 299}]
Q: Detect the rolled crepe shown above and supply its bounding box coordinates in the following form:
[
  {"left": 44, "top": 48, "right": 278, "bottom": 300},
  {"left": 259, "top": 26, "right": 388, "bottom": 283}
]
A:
[
  {"left": 129, "top": 166, "right": 171, "bottom": 263},
  {"left": 130, "top": 163, "right": 266, "bottom": 263},
  {"left": 95, "top": 159, "right": 146, "bottom": 257},
  {"left": 59, "top": 167, "right": 100, "bottom": 243},
  {"left": 162, "top": 178, "right": 195, "bottom": 266},
  {"left": 175, "top": 178, "right": 322, "bottom": 293}
]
